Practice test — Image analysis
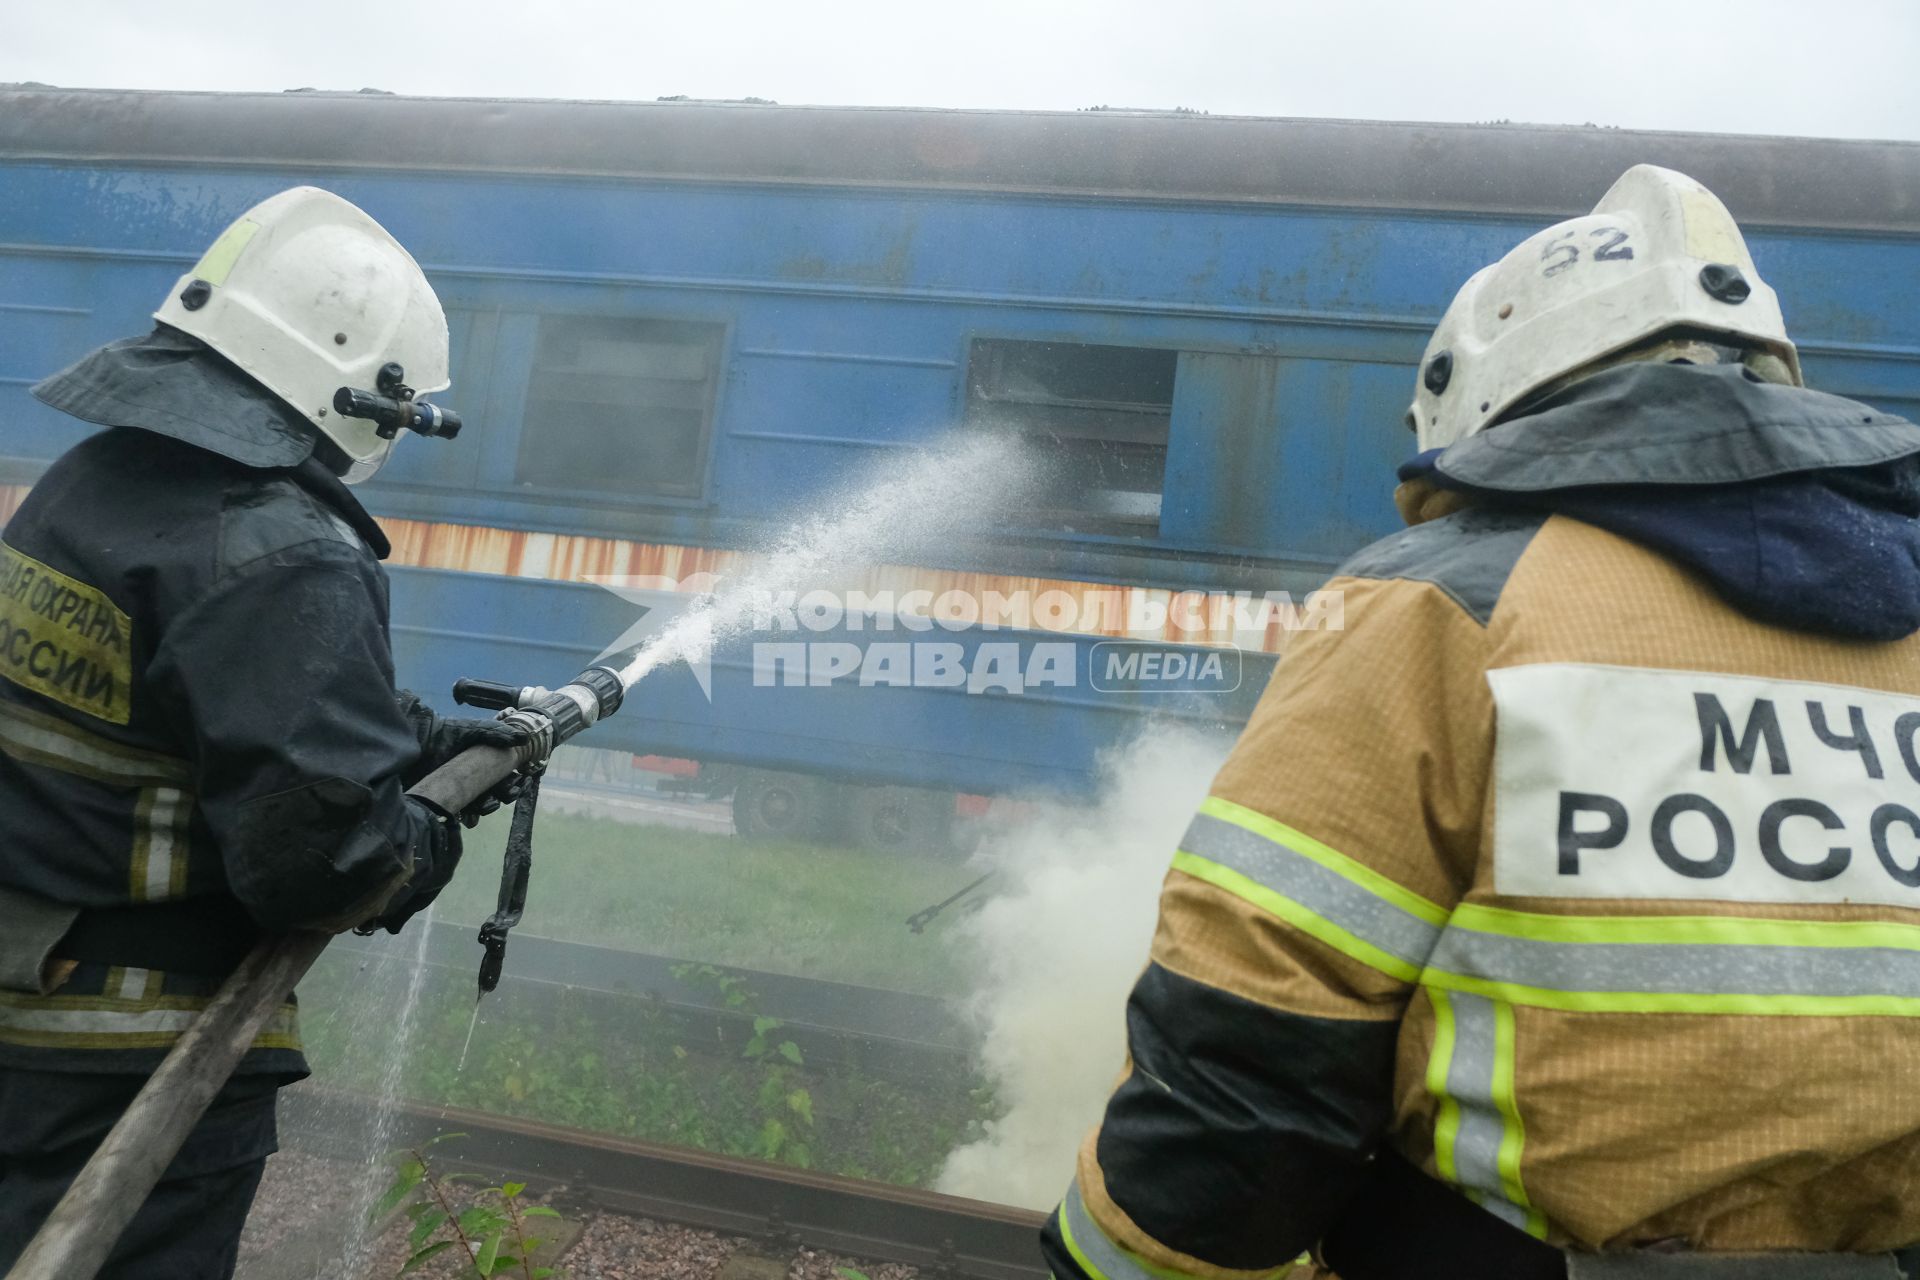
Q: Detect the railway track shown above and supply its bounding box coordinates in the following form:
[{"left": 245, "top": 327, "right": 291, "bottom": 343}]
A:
[{"left": 281, "top": 1089, "right": 1047, "bottom": 1280}]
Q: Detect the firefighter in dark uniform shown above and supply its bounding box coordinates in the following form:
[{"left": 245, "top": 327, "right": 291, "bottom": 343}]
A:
[{"left": 0, "top": 187, "right": 520, "bottom": 1278}]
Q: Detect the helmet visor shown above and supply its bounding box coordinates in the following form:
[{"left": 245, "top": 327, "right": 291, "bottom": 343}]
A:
[{"left": 341, "top": 431, "right": 397, "bottom": 485}]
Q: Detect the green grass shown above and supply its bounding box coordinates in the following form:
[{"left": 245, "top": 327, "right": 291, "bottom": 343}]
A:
[
  {"left": 293, "top": 809, "right": 1003, "bottom": 1190},
  {"left": 298, "top": 952, "right": 999, "bottom": 1188},
  {"left": 430, "top": 809, "right": 976, "bottom": 996}
]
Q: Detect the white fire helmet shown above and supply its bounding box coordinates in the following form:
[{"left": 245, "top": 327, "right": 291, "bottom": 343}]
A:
[
  {"left": 1408, "top": 164, "right": 1802, "bottom": 452},
  {"left": 154, "top": 186, "right": 449, "bottom": 482}
]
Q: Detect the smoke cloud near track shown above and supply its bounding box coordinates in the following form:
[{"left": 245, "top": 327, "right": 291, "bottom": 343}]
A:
[{"left": 935, "top": 725, "right": 1234, "bottom": 1209}]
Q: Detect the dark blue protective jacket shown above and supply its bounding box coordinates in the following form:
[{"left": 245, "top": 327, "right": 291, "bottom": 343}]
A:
[{"left": 0, "top": 328, "right": 454, "bottom": 1076}]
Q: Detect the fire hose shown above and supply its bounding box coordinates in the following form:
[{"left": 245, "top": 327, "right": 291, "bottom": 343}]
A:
[{"left": 3, "top": 658, "right": 633, "bottom": 1280}]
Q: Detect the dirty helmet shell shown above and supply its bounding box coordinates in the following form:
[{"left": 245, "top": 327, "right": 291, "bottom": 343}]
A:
[
  {"left": 153, "top": 186, "right": 450, "bottom": 482},
  {"left": 1408, "top": 164, "right": 1803, "bottom": 452}
]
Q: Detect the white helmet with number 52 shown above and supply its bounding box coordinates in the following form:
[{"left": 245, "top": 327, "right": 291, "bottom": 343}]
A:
[
  {"left": 154, "top": 185, "right": 449, "bottom": 481},
  {"left": 1409, "top": 164, "right": 1802, "bottom": 452}
]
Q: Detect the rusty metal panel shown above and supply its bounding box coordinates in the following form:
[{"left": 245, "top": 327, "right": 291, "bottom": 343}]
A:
[{"left": 383, "top": 517, "right": 1296, "bottom": 654}]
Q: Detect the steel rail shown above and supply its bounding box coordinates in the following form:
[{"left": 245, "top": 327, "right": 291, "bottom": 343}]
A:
[{"left": 280, "top": 1089, "right": 1048, "bottom": 1280}]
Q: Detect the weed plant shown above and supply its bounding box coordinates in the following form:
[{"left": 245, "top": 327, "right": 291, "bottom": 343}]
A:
[{"left": 372, "top": 1133, "right": 565, "bottom": 1277}]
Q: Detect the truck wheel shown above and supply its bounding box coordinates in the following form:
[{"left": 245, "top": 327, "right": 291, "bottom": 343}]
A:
[
  {"left": 848, "top": 786, "right": 958, "bottom": 856},
  {"left": 732, "top": 770, "right": 828, "bottom": 841}
]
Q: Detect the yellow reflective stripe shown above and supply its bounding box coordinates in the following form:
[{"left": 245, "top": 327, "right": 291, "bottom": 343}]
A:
[
  {"left": 1057, "top": 1216, "right": 1108, "bottom": 1280},
  {"left": 0, "top": 699, "right": 191, "bottom": 788},
  {"left": 0, "top": 702, "right": 199, "bottom": 903},
  {"left": 0, "top": 989, "right": 298, "bottom": 1052},
  {"left": 1454, "top": 902, "right": 1920, "bottom": 953},
  {"left": 0, "top": 1017, "right": 299, "bottom": 1051},
  {"left": 1057, "top": 1182, "right": 1296, "bottom": 1280},
  {"left": 130, "top": 786, "right": 159, "bottom": 901},
  {"left": 1171, "top": 851, "right": 1423, "bottom": 981},
  {"left": 103, "top": 965, "right": 158, "bottom": 1002},
  {"left": 1489, "top": 1001, "right": 1547, "bottom": 1240},
  {"left": 129, "top": 785, "right": 194, "bottom": 902},
  {"left": 1057, "top": 1188, "right": 1127, "bottom": 1280},
  {"left": 1199, "top": 796, "right": 1449, "bottom": 926},
  {"left": 1432, "top": 904, "right": 1920, "bottom": 1014},
  {"left": 193, "top": 218, "right": 259, "bottom": 286},
  {"left": 1426, "top": 991, "right": 1544, "bottom": 1238},
  {"left": 1426, "top": 986, "right": 1462, "bottom": 1184},
  {"left": 1424, "top": 970, "right": 1920, "bottom": 1018},
  {"left": 0, "top": 988, "right": 222, "bottom": 1012}
]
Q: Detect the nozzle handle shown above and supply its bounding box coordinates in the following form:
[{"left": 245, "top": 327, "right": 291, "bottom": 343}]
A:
[
  {"left": 412, "top": 663, "right": 627, "bottom": 818},
  {"left": 453, "top": 678, "right": 522, "bottom": 711}
]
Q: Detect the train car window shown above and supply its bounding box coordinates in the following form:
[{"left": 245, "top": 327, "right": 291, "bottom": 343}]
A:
[
  {"left": 516, "top": 315, "right": 724, "bottom": 498},
  {"left": 965, "top": 339, "right": 1175, "bottom": 531}
]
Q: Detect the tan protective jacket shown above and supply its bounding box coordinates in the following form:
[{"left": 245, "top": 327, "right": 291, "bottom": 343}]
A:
[{"left": 1044, "top": 362, "right": 1920, "bottom": 1277}]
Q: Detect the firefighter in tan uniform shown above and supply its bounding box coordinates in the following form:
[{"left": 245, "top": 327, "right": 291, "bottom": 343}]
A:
[{"left": 1042, "top": 165, "right": 1920, "bottom": 1280}]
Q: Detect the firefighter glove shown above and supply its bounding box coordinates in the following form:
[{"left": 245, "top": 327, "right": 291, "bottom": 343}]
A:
[
  {"left": 396, "top": 689, "right": 530, "bottom": 785},
  {"left": 364, "top": 800, "right": 465, "bottom": 935}
]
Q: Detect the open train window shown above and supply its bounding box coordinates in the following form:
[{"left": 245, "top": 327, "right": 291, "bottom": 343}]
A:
[
  {"left": 516, "top": 315, "right": 724, "bottom": 498},
  {"left": 965, "top": 338, "right": 1175, "bottom": 531}
]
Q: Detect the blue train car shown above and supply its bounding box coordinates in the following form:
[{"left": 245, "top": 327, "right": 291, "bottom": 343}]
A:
[{"left": 2, "top": 90, "right": 1917, "bottom": 845}]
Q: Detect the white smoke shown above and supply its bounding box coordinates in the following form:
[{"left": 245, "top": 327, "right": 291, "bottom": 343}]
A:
[{"left": 935, "top": 726, "right": 1234, "bottom": 1209}]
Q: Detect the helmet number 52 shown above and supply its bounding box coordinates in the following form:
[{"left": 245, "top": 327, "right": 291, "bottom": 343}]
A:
[{"left": 1541, "top": 226, "right": 1636, "bottom": 276}]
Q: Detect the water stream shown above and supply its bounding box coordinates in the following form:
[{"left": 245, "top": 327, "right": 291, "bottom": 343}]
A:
[
  {"left": 617, "top": 434, "right": 1031, "bottom": 687},
  {"left": 335, "top": 905, "right": 438, "bottom": 1275}
]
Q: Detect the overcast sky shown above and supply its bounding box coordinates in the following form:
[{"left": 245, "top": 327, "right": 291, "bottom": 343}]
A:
[{"left": 3, "top": 0, "right": 1916, "bottom": 141}]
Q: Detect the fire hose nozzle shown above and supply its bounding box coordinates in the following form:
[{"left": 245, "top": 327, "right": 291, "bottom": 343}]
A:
[
  {"left": 410, "top": 661, "right": 631, "bottom": 838},
  {"left": 517, "top": 665, "right": 624, "bottom": 744}
]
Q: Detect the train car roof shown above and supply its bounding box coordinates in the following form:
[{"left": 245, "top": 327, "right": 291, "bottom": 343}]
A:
[{"left": 2, "top": 86, "right": 1916, "bottom": 233}]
